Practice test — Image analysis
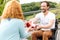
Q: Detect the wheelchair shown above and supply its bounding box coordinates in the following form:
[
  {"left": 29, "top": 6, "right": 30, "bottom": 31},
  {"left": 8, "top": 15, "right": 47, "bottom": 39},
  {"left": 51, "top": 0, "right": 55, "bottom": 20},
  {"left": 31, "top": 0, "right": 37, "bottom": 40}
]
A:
[{"left": 37, "top": 19, "right": 58, "bottom": 40}]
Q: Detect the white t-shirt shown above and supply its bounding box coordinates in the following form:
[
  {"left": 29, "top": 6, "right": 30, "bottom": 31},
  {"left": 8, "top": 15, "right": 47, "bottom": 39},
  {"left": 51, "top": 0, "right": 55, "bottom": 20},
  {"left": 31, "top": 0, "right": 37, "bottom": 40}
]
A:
[{"left": 35, "top": 11, "right": 55, "bottom": 30}]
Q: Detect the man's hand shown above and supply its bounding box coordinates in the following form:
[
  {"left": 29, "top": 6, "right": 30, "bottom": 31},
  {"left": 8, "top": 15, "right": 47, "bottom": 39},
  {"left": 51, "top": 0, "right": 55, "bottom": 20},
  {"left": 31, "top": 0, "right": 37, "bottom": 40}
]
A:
[
  {"left": 27, "top": 26, "right": 35, "bottom": 32},
  {"left": 36, "top": 25, "right": 42, "bottom": 30}
]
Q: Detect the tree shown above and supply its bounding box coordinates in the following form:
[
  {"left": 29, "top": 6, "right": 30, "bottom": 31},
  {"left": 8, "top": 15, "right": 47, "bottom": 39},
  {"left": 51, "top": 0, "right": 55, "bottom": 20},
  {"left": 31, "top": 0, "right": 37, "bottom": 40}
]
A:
[
  {"left": 49, "top": 1, "right": 57, "bottom": 8},
  {"left": 0, "top": 0, "right": 19, "bottom": 16},
  {"left": 21, "top": 1, "right": 57, "bottom": 12}
]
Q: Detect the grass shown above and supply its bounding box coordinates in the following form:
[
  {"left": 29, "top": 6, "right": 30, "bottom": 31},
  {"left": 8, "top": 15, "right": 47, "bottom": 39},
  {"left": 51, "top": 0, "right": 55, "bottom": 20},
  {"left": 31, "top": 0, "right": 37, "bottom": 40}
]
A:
[
  {"left": 27, "top": 36, "right": 31, "bottom": 40},
  {"left": 25, "top": 14, "right": 36, "bottom": 21}
]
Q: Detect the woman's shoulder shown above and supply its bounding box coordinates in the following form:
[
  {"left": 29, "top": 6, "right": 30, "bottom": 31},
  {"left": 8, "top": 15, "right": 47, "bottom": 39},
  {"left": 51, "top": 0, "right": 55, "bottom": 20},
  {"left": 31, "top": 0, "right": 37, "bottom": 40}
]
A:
[
  {"left": 1, "top": 18, "right": 24, "bottom": 24},
  {"left": 11, "top": 18, "right": 24, "bottom": 23}
]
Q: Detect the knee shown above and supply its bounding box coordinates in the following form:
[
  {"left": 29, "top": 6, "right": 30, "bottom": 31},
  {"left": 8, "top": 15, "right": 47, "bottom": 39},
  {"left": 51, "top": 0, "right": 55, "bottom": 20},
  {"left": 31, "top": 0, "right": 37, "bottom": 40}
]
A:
[
  {"left": 43, "top": 32, "right": 48, "bottom": 37},
  {"left": 32, "top": 32, "right": 36, "bottom": 36},
  {"left": 32, "top": 32, "right": 37, "bottom": 36}
]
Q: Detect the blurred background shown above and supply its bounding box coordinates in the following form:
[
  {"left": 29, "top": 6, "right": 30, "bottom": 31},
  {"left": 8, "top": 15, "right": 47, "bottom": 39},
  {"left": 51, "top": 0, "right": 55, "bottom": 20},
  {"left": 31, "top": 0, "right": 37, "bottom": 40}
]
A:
[{"left": 0, "top": 0, "right": 60, "bottom": 22}]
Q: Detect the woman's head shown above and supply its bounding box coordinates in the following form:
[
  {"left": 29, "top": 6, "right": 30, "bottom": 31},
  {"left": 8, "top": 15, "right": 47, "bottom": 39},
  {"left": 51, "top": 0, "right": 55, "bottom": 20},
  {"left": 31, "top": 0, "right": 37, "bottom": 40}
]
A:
[{"left": 1, "top": 0, "right": 24, "bottom": 20}]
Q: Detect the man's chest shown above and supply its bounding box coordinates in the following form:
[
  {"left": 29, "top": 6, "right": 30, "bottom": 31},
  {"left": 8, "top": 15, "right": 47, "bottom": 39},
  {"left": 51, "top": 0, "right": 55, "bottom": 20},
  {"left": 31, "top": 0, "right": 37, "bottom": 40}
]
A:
[{"left": 39, "top": 15, "right": 51, "bottom": 25}]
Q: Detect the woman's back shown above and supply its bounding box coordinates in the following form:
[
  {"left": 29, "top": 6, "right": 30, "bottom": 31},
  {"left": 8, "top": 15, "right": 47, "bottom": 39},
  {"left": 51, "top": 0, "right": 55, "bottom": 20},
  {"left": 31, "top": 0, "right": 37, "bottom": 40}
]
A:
[{"left": 0, "top": 19, "right": 28, "bottom": 40}]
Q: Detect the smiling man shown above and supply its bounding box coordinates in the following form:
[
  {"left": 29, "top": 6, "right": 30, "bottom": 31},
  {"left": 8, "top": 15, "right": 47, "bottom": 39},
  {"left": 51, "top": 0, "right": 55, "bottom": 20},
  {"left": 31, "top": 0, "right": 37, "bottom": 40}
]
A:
[{"left": 30, "top": 1, "right": 56, "bottom": 40}]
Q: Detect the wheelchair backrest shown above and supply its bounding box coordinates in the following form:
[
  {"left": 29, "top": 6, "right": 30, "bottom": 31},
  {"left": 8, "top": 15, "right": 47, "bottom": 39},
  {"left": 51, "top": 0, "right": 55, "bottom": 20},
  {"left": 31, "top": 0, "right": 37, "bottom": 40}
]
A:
[{"left": 55, "top": 19, "right": 58, "bottom": 31}]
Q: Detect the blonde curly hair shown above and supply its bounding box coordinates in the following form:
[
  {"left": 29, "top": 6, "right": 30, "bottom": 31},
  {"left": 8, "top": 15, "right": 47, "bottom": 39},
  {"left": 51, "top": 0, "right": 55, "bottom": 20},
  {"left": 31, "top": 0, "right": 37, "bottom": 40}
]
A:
[{"left": 1, "top": 0, "right": 24, "bottom": 20}]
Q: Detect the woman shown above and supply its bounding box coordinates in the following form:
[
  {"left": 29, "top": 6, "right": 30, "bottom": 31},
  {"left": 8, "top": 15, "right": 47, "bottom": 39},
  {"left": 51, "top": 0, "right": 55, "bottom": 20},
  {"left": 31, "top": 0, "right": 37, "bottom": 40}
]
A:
[{"left": 0, "top": 0, "right": 30, "bottom": 40}]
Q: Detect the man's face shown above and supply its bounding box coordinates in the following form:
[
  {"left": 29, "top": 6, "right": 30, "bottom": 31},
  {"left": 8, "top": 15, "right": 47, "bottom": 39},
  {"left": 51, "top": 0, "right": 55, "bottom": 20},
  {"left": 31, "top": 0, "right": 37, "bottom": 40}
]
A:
[{"left": 41, "top": 2, "right": 49, "bottom": 12}]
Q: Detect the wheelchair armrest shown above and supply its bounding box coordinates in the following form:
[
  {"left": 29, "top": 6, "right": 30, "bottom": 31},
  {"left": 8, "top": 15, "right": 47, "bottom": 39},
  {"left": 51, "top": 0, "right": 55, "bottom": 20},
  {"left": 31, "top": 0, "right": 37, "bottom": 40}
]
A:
[
  {"left": 51, "top": 28, "right": 57, "bottom": 35},
  {"left": 51, "top": 28, "right": 56, "bottom": 31}
]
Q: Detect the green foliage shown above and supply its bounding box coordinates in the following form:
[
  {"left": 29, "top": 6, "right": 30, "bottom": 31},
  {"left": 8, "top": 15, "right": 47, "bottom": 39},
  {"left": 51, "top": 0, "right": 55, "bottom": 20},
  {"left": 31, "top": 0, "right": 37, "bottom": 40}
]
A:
[
  {"left": 49, "top": 1, "right": 57, "bottom": 8},
  {"left": 21, "top": 1, "right": 57, "bottom": 12},
  {"left": 0, "top": 0, "right": 4, "bottom": 4},
  {"left": 25, "top": 14, "right": 36, "bottom": 20},
  {"left": 0, "top": 1, "right": 58, "bottom": 16},
  {"left": 50, "top": 8, "right": 60, "bottom": 19},
  {"left": 0, "top": 0, "right": 5, "bottom": 16},
  {"left": 56, "top": 3, "right": 60, "bottom": 8},
  {"left": 0, "top": 0, "right": 19, "bottom": 16},
  {"left": 21, "top": 2, "right": 40, "bottom": 12}
]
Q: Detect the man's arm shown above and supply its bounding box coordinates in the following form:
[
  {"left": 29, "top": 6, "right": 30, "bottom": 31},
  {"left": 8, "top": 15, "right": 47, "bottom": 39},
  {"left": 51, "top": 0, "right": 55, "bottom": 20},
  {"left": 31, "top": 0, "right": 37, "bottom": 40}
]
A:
[
  {"left": 29, "top": 18, "right": 39, "bottom": 24},
  {"left": 37, "top": 13, "right": 55, "bottom": 29},
  {"left": 40, "top": 19, "right": 55, "bottom": 29}
]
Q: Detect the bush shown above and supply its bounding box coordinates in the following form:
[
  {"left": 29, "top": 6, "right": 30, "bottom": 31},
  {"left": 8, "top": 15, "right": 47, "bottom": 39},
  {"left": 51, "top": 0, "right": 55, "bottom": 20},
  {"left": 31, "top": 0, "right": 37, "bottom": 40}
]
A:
[{"left": 50, "top": 8, "right": 60, "bottom": 19}]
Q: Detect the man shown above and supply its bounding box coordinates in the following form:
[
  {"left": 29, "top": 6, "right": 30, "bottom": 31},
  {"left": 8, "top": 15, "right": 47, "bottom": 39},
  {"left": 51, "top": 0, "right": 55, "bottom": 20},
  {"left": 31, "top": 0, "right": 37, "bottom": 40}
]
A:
[{"left": 30, "top": 1, "right": 55, "bottom": 40}]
